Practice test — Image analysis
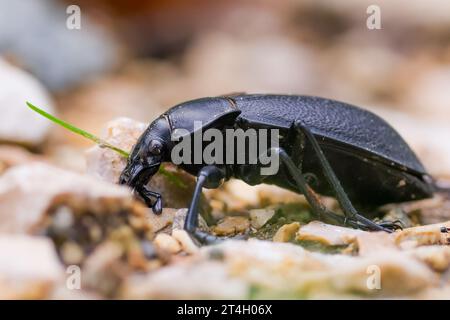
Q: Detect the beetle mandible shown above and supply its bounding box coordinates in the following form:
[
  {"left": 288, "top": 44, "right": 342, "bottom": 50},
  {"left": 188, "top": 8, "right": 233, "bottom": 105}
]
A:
[{"left": 119, "top": 94, "right": 438, "bottom": 244}]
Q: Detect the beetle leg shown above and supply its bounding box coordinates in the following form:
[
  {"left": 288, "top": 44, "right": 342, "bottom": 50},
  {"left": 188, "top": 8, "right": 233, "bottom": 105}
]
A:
[
  {"left": 274, "top": 147, "right": 355, "bottom": 227},
  {"left": 375, "top": 220, "right": 404, "bottom": 231},
  {"left": 185, "top": 165, "right": 232, "bottom": 245},
  {"left": 136, "top": 186, "right": 163, "bottom": 214},
  {"left": 292, "top": 122, "right": 393, "bottom": 233}
]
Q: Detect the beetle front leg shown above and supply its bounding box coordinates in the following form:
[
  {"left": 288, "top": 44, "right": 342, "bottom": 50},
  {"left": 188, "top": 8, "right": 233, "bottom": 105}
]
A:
[{"left": 136, "top": 185, "right": 163, "bottom": 214}]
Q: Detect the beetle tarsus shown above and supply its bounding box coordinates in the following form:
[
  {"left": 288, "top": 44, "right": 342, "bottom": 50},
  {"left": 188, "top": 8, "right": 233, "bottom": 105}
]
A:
[
  {"left": 191, "top": 230, "right": 248, "bottom": 246},
  {"left": 353, "top": 212, "right": 395, "bottom": 232},
  {"left": 192, "top": 230, "right": 224, "bottom": 245},
  {"left": 343, "top": 215, "right": 399, "bottom": 233},
  {"left": 376, "top": 220, "right": 404, "bottom": 231}
]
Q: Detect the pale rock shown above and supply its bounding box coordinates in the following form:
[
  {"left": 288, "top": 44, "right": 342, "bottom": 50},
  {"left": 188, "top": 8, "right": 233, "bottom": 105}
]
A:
[
  {"left": 249, "top": 208, "right": 276, "bottom": 229},
  {"left": 406, "top": 245, "right": 450, "bottom": 272},
  {"left": 0, "top": 234, "right": 63, "bottom": 299},
  {"left": 355, "top": 231, "right": 397, "bottom": 256},
  {"left": 212, "top": 216, "right": 250, "bottom": 236},
  {"left": 208, "top": 240, "right": 436, "bottom": 297},
  {"left": 394, "top": 221, "right": 450, "bottom": 249},
  {"left": 121, "top": 261, "right": 247, "bottom": 299},
  {"left": 273, "top": 222, "right": 300, "bottom": 243},
  {"left": 0, "top": 162, "right": 135, "bottom": 233},
  {"left": 0, "top": 59, "right": 55, "bottom": 145},
  {"left": 206, "top": 180, "right": 308, "bottom": 213},
  {"left": 296, "top": 221, "right": 365, "bottom": 246},
  {"left": 153, "top": 233, "right": 181, "bottom": 254},
  {"left": 171, "top": 229, "right": 199, "bottom": 255},
  {"left": 85, "top": 117, "right": 146, "bottom": 183}
]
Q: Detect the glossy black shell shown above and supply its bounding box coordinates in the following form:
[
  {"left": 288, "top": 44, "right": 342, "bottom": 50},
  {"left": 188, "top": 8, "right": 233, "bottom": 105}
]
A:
[
  {"left": 163, "top": 94, "right": 433, "bottom": 209},
  {"left": 165, "top": 97, "right": 240, "bottom": 135},
  {"left": 233, "top": 94, "right": 425, "bottom": 175}
]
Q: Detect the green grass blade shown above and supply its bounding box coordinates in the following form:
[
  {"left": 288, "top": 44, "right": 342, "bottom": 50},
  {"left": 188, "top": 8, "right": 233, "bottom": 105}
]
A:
[
  {"left": 158, "top": 165, "right": 187, "bottom": 189},
  {"left": 26, "top": 101, "right": 130, "bottom": 158},
  {"left": 26, "top": 101, "right": 187, "bottom": 188}
]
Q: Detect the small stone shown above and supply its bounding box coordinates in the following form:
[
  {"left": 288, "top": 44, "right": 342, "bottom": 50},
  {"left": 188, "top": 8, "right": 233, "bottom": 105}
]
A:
[
  {"left": 273, "top": 222, "right": 301, "bottom": 242},
  {"left": 0, "top": 163, "right": 137, "bottom": 234},
  {"left": 153, "top": 233, "right": 181, "bottom": 254},
  {"left": 172, "top": 229, "right": 199, "bottom": 255},
  {"left": 296, "top": 221, "right": 364, "bottom": 246},
  {"left": 249, "top": 208, "right": 275, "bottom": 229},
  {"left": 0, "top": 234, "right": 63, "bottom": 299},
  {"left": 212, "top": 216, "right": 250, "bottom": 236}
]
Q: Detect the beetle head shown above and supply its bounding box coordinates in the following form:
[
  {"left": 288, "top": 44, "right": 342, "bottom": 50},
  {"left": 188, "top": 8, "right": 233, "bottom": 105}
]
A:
[
  {"left": 119, "top": 96, "right": 241, "bottom": 189},
  {"left": 119, "top": 117, "right": 171, "bottom": 188}
]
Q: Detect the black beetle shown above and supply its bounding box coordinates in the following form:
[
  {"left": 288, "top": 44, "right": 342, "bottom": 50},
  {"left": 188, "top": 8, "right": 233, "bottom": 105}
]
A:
[{"left": 119, "top": 94, "right": 438, "bottom": 244}]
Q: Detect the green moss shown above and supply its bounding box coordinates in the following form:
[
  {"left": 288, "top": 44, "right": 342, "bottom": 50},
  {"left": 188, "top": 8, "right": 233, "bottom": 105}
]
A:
[
  {"left": 251, "top": 202, "right": 350, "bottom": 254},
  {"left": 293, "top": 239, "right": 348, "bottom": 254}
]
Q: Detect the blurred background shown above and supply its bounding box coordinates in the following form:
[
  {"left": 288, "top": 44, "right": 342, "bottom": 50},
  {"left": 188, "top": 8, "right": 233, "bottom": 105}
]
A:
[{"left": 0, "top": 0, "right": 449, "bottom": 178}]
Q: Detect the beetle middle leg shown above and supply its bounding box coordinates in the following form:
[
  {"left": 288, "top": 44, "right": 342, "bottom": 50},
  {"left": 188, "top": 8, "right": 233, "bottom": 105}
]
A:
[{"left": 275, "top": 147, "right": 364, "bottom": 229}]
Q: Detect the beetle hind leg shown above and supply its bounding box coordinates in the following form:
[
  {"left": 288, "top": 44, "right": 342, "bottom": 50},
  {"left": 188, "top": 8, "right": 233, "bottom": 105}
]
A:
[
  {"left": 278, "top": 146, "right": 392, "bottom": 232},
  {"left": 280, "top": 121, "right": 398, "bottom": 232}
]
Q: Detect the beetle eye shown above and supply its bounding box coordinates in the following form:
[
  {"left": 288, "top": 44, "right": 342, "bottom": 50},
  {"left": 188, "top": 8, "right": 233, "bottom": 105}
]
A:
[{"left": 149, "top": 140, "right": 163, "bottom": 155}]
